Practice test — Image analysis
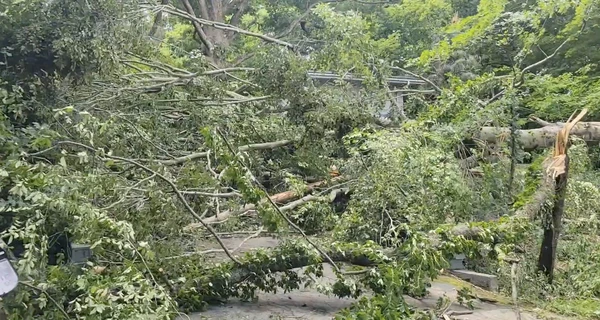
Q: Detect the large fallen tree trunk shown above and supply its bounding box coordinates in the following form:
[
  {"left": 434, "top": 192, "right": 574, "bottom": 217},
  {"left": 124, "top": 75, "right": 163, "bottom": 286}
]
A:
[{"left": 477, "top": 120, "right": 600, "bottom": 151}]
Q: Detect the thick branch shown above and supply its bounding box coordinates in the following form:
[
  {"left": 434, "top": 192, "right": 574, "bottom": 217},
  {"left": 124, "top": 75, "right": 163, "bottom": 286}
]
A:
[
  {"left": 158, "top": 140, "right": 293, "bottom": 166},
  {"left": 180, "top": 0, "right": 214, "bottom": 55},
  {"left": 152, "top": 5, "right": 295, "bottom": 50},
  {"left": 184, "top": 177, "right": 345, "bottom": 229},
  {"left": 227, "top": 0, "right": 250, "bottom": 40},
  {"left": 149, "top": 0, "right": 170, "bottom": 38}
]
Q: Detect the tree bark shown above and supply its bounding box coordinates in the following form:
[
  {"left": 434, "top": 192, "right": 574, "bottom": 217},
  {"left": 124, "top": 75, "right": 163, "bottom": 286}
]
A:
[
  {"left": 477, "top": 121, "right": 600, "bottom": 151},
  {"left": 534, "top": 109, "right": 587, "bottom": 282},
  {"left": 537, "top": 155, "right": 568, "bottom": 282},
  {"left": 149, "top": 0, "right": 170, "bottom": 39}
]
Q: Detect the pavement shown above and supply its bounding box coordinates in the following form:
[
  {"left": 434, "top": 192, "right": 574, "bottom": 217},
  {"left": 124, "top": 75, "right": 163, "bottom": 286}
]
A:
[{"left": 175, "top": 236, "right": 548, "bottom": 320}]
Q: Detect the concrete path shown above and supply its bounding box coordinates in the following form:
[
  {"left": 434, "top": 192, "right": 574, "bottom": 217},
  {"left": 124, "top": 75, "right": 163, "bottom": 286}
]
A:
[{"left": 177, "top": 236, "right": 546, "bottom": 320}]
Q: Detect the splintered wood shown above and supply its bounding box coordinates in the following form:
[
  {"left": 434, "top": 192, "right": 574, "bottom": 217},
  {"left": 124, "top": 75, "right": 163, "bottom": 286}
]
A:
[{"left": 544, "top": 108, "right": 588, "bottom": 179}]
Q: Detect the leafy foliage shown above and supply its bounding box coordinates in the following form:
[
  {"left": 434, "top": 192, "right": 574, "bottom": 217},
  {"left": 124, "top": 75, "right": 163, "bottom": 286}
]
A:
[{"left": 2, "top": 0, "right": 600, "bottom": 319}]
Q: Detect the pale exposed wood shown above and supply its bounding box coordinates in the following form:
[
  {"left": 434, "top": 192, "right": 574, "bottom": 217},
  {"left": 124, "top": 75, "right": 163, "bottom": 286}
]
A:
[
  {"left": 184, "top": 177, "right": 345, "bottom": 229},
  {"left": 536, "top": 109, "right": 588, "bottom": 281}
]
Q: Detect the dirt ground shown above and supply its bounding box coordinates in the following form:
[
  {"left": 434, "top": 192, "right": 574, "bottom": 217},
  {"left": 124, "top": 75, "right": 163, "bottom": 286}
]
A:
[{"left": 175, "top": 236, "right": 550, "bottom": 320}]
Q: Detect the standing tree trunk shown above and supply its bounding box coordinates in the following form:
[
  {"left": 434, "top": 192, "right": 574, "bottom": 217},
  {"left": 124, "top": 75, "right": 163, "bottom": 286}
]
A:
[
  {"left": 536, "top": 109, "right": 587, "bottom": 282},
  {"left": 537, "top": 155, "right": 568, "bottom": 282}
]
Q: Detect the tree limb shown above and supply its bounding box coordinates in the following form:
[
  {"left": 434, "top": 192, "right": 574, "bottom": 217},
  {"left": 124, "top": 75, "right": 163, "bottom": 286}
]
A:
[
  {"left": 180, "top": 0, "right": 214, "bottom": 56},
  {"left": 151, "top": 4, "right": 295, "bottom": 50},
  {"left": 184, "top": 177, "right": 345, "bottom": 228},
  {"left": 477, "top": 121, "right": 600, "bottom": 151},
  {"left": 227, "top": 0, "right": 251, "bottom": 40},
  {"left": 149, "top": 0, "right": 170, "bottom": 38},
  {"left": 158, "top": 139, "right": 293, "bottom": 166},
  {"left": 216, "top": 127, "right": 342, "bottom": 273},
  {"left": 391, "top": 66, "right": 442, "bottom": 92}
]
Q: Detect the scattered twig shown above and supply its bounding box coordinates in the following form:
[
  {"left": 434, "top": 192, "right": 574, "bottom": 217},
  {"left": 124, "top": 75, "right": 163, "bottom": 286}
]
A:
[{"left": 189, "top": 180, "right": 344, "bottom": 227}]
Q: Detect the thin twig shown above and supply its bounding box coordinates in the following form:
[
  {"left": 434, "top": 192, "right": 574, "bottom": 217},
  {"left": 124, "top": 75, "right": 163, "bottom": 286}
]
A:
[
  {"left": 391, "top": 66, "right": 442, "bottom": 92},
  {"left": 128, "top": 239, "right": 186, "bottom": 318},
  {"left": 232, "top": 227, "right": 264, "bottom": 254},
  {"left": 180, "top": 191, "right": 241, "bottom": 198}
]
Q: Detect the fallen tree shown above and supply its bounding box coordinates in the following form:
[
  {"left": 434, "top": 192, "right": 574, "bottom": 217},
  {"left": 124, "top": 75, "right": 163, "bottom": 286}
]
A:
[
  {"left": 164, "top": 215, "right": 534, "bottom": 308},
  {"left": 477, "top": 119, "right": 600, "bottom": 151},
  {"left": 184, "top": 111, "right": 590, "bottom": 290}
]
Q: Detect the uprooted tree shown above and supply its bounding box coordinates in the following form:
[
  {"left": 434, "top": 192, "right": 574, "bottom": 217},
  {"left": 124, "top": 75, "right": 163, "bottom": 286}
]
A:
[{"left": 2, "top": 0, "right": 600, "bottom": 319}]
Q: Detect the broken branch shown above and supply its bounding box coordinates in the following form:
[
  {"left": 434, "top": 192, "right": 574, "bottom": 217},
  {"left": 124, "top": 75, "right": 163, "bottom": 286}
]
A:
[{"left": 158, "top": 140, "right": 293, "bottom": 165}]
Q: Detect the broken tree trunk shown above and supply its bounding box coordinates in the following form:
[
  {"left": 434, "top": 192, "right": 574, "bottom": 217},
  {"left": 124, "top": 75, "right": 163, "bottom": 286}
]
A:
[
  {"left": 477, "top": 120, "right": 600, "bottom": 151},
  {"left": 535, "top": 109, "right": 588, "bottom": 282}
]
